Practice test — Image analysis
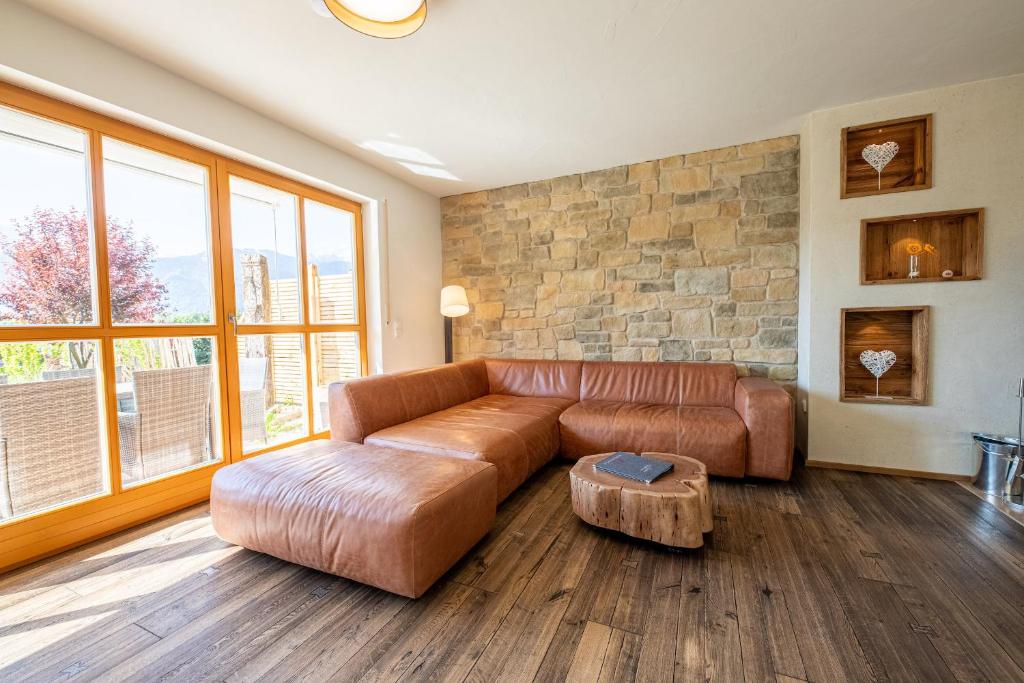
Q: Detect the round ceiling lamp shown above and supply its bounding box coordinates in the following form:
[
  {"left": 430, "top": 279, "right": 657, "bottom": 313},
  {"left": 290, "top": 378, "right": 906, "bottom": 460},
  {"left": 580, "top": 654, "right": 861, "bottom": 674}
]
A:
[{"left": 318, "top": 0, "right": 427, "bottom": 39}]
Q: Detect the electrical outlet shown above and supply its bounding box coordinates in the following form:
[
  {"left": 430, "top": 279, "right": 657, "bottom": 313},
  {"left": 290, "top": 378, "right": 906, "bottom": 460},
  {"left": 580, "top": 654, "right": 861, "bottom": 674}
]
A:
[{"left": 801, "top": 398, "right": 808, "bottom": 413}]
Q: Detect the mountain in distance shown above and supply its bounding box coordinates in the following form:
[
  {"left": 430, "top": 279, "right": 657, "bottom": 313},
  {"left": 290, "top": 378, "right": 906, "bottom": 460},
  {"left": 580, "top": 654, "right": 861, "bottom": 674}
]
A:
[{"left": 152, "top": 249, "right": 352, "bottom": 317}]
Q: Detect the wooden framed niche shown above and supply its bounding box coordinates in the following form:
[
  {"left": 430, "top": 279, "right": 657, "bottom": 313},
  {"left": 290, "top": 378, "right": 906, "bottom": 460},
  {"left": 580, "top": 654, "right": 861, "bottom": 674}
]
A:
[
  {"left": 841, "top": 114, "right": 932, "bottom": 198},
  {"left": 861, "top": 208, "right": 984, "bottom": 285},
  {"left": 840, "top": 306, "right": 930, "bottom": 405}
]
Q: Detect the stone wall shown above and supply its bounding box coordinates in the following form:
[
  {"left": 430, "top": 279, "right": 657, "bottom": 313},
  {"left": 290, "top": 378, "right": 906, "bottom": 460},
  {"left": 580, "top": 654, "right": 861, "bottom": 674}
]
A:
[{"left": 440, "top": 135, "right": 799, "bottom": 382}]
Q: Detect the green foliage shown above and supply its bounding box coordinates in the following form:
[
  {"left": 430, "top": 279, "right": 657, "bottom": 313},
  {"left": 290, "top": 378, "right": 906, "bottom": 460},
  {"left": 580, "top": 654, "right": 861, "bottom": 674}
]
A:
[{"left": 0, "top": 342, "right": 84, "bottom": 383}]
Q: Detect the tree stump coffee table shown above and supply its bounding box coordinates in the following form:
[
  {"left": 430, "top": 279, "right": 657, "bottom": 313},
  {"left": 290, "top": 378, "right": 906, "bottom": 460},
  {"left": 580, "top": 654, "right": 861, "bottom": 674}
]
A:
[{"left": 569, "top": 452, "right": 713, "bottom": 548}]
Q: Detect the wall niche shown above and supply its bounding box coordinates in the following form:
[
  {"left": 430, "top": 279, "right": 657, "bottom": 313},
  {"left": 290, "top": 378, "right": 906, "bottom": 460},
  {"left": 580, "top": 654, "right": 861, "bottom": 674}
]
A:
[
  {"left": 840, "top": 114, "right": 932, "bottom": 198},
  {"left": 840, "top": 306, "right": 929, "bottom": 405},
  {"left": 861, "top": 208, "right": 984, "bottom": 285}
]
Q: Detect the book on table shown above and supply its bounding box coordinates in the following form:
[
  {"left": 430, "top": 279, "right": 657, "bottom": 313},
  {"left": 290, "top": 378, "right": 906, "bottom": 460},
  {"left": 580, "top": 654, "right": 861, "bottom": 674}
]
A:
[{"left": 594, "top": 452, "right": 673, "bottom": 484}]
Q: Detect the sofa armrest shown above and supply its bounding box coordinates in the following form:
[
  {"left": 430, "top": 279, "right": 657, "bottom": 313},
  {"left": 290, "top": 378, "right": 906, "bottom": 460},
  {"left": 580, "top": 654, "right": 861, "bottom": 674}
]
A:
[
  {"left": 328, "top": 381, "right": 369, "bottom": 443},
  {"left": 734, "top": 377, "right": 794, "bottom": 480}
]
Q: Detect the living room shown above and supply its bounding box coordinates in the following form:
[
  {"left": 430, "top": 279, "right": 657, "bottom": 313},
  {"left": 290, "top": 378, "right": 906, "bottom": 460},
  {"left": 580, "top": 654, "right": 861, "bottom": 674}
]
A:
[{"left": 0, "top": 1, "right": 1022, "bottom": 681}]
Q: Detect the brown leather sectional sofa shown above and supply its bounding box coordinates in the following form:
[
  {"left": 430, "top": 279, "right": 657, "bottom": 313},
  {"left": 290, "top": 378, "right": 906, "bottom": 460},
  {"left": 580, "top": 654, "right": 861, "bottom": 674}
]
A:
[
  {"left": 329, "top": 358, "right": 795, "bottom": 498},
  {"left": 212, "top": 358, "right": 793, "bottom": 598}
]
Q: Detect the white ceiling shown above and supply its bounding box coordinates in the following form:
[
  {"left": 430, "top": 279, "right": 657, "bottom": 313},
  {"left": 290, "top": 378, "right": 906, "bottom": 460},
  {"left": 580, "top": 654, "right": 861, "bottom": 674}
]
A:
[{"left": 16, "top": 0, "right": 1024, "bottom": 197}]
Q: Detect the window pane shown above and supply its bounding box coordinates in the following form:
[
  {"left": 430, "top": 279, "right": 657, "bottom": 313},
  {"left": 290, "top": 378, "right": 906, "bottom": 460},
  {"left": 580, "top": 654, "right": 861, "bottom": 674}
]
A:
[
  {"left": 0, "top": 105, "right": 96, "bottom": 326},
  {"left": 0, "top": 340, "right": 106, "bottom": 521},
  {"left": 229, "top": 177, "right": 300, "bottom": 324},
  {"left": 305, "top": 200, "right": 357, "bottom": 324},
  {"left": 103, "top": 138, "right": 214, "bottom": 325},
  {"left": 115, "top": 337, "right": 221, "bottom": 486},
  {"left": 312, "top": 332, "right": 361, "bottom": 433},
  {"left": 238, "top": 334, "right": 307, "bottom": 452}
]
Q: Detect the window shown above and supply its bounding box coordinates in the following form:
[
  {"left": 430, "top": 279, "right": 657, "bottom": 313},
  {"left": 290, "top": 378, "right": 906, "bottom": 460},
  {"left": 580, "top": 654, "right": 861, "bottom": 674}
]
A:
[
  {"left": 0, "top": 105, "right": 96, "bottom": 326},
  {"left": 0, "top": 82, "right": 366, "bottom": 571}
]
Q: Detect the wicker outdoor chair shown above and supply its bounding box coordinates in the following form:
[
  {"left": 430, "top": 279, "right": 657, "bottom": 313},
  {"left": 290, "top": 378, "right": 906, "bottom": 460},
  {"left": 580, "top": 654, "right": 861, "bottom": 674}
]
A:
[
  {"left": 0, "top": 377, "right": 105, "bottom": 519},
  {"left": 118, "top": 365, "right": 213, "bottom": 483},
  {"left": 239, "top": 357, "right": 269, "bottom": 448}
]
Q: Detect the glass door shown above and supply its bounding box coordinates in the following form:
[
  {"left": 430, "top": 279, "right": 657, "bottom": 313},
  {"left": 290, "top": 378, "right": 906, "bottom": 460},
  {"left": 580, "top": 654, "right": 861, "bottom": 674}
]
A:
[
  {"left": 0, "top": 83, "right": 230, "bottom": 572},
  {"left": 216, "top": 162, "right": 366, "bottom": 459}
]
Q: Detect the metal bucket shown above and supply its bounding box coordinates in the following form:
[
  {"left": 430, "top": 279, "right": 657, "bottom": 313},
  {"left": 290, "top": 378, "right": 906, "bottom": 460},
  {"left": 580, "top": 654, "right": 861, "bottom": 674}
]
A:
[{"left": 972, "top": 434, "right": 1021, "bottom": 493}]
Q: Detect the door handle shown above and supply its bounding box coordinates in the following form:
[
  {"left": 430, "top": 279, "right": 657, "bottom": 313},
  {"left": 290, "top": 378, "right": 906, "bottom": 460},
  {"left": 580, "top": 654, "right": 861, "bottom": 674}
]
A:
[{"left": 228, "top": 314, "right": 238, "bottom": 336}]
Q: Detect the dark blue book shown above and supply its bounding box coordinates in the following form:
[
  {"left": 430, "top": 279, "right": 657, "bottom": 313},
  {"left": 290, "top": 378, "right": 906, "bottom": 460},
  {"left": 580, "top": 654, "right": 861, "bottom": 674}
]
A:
[{"left": 595, "top": 452, "right": 673, "bottom": 484}]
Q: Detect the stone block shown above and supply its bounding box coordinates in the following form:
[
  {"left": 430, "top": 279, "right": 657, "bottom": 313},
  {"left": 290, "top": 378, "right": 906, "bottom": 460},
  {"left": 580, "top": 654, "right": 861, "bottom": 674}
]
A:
[
  {"left": 712, "top": 156, "right": 765, "bottom": 179},
  {"left": 661, "top": 166, "right": 711, "bottom": 194},
  {"left": 581, "top": 166, "right": 628, "bottom": 190},
  {"left": 613, "top": 347, "right": 642, "bottom": 361},
  {"left": 612, "top": 194, "right": 650, "bottom": 219},
  {"left": 703, "top": 248, "right": 751, "bottom": 266},
  {"left": 731, "top": 269, "right": 770, "bottom": 288},
  {"left": 475, "top": 302, "right": 504, "bottom": 319},
  {"left": 618, "top": 263, "right": 662, "bottom": 280},
  {"left": 627, "top": 322, "right": 670, "bottom": 339},
  {"left": 672, "top": 309, "right": 712, "bottom": 338},
  {"left": 694, "top": 218, "right": 737, "bottom": 248},
  {"left": 758, "top": 328, "right": 796, "bottom": 348},
  {"left": 627, "top": 212, "right": 670, "bottom": 242},
  {"left": 660, "top": 339, "right": 694, "bottom": 361},
  {"left": 740, "top": 169, "right": 798, "bottom": 199},
  {"left": 513, "top": 330, "right": 539, "bottom": 349},
  {"left": 731, "top": 287, "right": 766, "bottom": 302},
  {"left": 561, "top": 269, "right": 606, "bottom": 291},
  {"left": 715, "top": 317, "right": 757, "bottom": 337},
  {"left": 613, "top": 291, "right": 660, "bottom": 313},
  {"left": 767, "top": 277, "right": 798, "bottom": 301},
  {"left": 675, "top": 267, "right": 729, "bottom": 295},
  {"left": 557, "top": 340, "right": 583, "bottom": 360},
  {"left": 551, "top": 175, "right": 582, "bottom": 195},
  {"left": 599, "top": 250, "right": 643, "bottom": 267},
  {"left": 752, "top": 244, "right": 797, "bottom": 268},
  {"left": 550, "top": 240, "right": 578, "bottom": 260},
  {"left": 671, "top": 203, "right": 720, "bottom": 223},
  {"left": 628, "top": 161, "right": 659, "bottom": 182}
]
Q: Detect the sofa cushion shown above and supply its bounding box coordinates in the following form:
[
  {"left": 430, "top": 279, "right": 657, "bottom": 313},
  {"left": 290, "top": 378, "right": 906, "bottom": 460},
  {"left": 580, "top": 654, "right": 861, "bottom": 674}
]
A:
[
  {"left": 365, "top": 394, "right": 573, "bottom": 501},
  {"left": 580, "top": 361, "right": 736, "bottom": 408},
  {"left": 485, "top": 359, "right": 583, "bottom": 400},
  {"left": 329, "top": 360, "right": 488, "bottom": 442},
  {"left": 579, "top": 361, "right": 681, "bottom": 405},
  {"left": 210, "top": 440, "right": 496, "bottom": 598},
  {"left": 558, "top": 400, "right": 746, "bottom": 477}
]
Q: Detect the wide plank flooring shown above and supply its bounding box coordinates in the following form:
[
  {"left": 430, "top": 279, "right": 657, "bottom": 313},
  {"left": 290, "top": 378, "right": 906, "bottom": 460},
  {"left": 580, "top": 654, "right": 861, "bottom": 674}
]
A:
[{"left": 2, "top": 463, "right": 1023, "bottom": 682}]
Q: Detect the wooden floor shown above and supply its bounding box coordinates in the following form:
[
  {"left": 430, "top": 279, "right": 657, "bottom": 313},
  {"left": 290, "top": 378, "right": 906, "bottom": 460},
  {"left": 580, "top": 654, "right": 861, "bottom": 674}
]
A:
[{"left": 2, "top": 463, "right": 1024, "bottom": 682}]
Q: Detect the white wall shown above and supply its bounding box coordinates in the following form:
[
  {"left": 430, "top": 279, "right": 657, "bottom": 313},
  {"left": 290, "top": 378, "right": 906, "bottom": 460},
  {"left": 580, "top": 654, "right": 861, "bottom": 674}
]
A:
[
  {"left": 0, "top": 1, "right": 444, "bottom": 374},
  {"left": 800, "top": 74, "right": 1024, "bottom": 476}
]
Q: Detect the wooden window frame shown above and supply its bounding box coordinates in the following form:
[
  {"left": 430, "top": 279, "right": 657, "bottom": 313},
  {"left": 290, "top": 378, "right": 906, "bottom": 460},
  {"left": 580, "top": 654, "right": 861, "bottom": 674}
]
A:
[
  {"left": 0, "top": 81, "right": 367, "bottom": 573},
  {"left": 216, "top": 159, "right": 368, "bottom": 459}
]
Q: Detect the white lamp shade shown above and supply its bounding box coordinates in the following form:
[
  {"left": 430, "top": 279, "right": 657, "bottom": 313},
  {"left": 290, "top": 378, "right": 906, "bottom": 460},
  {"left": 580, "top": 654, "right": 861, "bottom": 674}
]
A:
[{"left": 440, "top": 285, "right": 469, "bottom": 317}]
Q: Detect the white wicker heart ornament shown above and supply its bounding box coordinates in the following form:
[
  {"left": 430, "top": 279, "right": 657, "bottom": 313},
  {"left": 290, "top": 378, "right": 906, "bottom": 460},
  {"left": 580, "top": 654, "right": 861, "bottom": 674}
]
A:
[
  {"left": 862, "top": 142, "right": 899, "bottom": 189},
  {"left": 859, "top": 349, "right": 896, "bottom": 397},
  {"left": 860, "top": 349, "right": 896, "bottom": 378}
]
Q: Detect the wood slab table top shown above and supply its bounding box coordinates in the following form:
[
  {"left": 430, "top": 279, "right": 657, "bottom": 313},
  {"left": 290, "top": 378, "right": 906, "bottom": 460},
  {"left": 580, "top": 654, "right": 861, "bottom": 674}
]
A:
[{"left": 569, "top": 452, "right": 713, "bottom": 548}]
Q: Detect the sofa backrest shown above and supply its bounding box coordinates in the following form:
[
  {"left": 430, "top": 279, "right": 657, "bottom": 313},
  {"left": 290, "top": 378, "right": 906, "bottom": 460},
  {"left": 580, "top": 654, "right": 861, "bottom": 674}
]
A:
[
  {"left": 484, "top": 359, "right": 582, "bottom": 400},
  {"left": 329, "top": 357, "right": 739, "bottom": 442},
  {"left": 580, "top": 361, "right": 736, "bottom": 407},
  {"left": 328, "top": 360, "right": 488, "bottom": 442}
]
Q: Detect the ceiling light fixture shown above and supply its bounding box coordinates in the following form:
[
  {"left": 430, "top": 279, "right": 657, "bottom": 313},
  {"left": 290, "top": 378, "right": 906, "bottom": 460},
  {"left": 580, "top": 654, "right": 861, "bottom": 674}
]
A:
[{"left": 314, "top": 0, "right": 426, "bottom": 39}]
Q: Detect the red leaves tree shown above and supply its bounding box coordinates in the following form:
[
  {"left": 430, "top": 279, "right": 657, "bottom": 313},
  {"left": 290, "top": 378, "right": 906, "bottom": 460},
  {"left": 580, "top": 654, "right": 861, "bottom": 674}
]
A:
[{"left": 0, "top": 208, "right": 167, "bottom": 367}]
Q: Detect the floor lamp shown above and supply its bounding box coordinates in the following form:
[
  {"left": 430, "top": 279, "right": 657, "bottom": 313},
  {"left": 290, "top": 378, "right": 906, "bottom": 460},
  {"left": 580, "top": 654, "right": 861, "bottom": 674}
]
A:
[{"left": 440, "top": 285, "right": 469, "bottom": 363}]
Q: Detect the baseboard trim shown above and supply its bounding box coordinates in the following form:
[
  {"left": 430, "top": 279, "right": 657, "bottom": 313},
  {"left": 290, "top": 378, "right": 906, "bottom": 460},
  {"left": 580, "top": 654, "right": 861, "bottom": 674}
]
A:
[{"left": 805, "top": 459, "right": 972, "bottom": 482}]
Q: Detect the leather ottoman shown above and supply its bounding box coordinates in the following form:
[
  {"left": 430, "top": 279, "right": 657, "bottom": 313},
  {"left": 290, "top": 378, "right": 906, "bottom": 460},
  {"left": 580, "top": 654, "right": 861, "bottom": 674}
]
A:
[{"left": 210, "top": 440, "right": 497, "bottom": 598}]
